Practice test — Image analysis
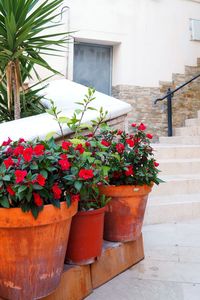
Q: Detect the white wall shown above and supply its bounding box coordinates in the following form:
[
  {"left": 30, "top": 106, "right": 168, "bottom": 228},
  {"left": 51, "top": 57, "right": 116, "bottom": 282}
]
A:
[{"left": 38, "top": 0, "right": 200, "bottom": 87}]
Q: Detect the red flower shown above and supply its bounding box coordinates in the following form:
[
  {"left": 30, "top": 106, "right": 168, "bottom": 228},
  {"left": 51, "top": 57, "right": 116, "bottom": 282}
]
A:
[
  {"left": 87, "top": 132, "right": 94, "bottom": 137},
  {"left": 13, "top": 145, "right": 24, "bottom": 156},
  {"left": 113, "top": 171, "right": 122, "bottom": 179},
  {"left": 33, "top": 144, "right": 44, "bottom": 156},
  {"left": 23, "top": 147, "right": 33, "bottom": 162},
  {"left": 117, "top": 130, "right": 123, "bottom": 135},
  {"left": 75, "top": 144, "right": 85, "bottom": 154},
  {"left": 146, "top": 133, "right": 153, "bottom": 139},
  {"left": 131, "top": 123, "right": 137, "bottom": 127},
  {"left": 4, "top": 157, "right": 14, "bottom": 169},
  {"left": 101, "top": 140, "right": 110, "bottom": 147},
  {"left": 60, "top": 153, "right": 67, "bottom": 160},
  {"left": 116, "top": 143, "right": 125, "bottom": 153},
  {"left": 125, "top": 165, "right": 134, "bottom": 176},
  {"left": 36, "top": 174, "right": 46, "bottom": 186},
  {"left": 78, "top": 169, "right": 94, "bottom": 180},
  {"left": 85, "top": 141, "right": 91, "bottom": 147},
  {"left": 7, "top": 185, "right": 15, "bottom": 196},
  {"left": 58, "top": 159, "right": 71, "bottom": 170},
  {"left": 71, "top": 194, "right": 80, "bottom": 202},
  {"left": 52, "top": 184, "right": 62, "bottom": 199},
  {"left": 15, "top": 170, "right": 27, "bottom": 183},
  {"left": 33, "top": 193, "right": 43, "bottom": 207},
  {"left": 2, "top": 137, "right": 12, "bottom": 146},
  {"left": 138, "top": 123, "right": 146, "bottom": 131},
  {"left": 126, "top": 139, "right": 135, "bottom": 147},
  {"left": 18, "top": 138, "right": 25, "bottom": 143},
  {"left": 154, "top": 161, "right": 159, "bottom": 167},
  {"left": 62, "top": 141, "right": 72, "bottom": 150}
]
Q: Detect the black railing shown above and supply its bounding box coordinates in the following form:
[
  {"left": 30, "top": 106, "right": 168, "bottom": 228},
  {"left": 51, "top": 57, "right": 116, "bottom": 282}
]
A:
[{"left": 154, "top": 73, "right": 200, "bottom": 136}]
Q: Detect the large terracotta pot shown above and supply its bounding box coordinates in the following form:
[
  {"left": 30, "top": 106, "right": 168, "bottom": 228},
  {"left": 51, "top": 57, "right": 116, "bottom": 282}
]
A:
[
  {"left": 99, "top": 185, "right": 152, "bottom": 242},
  {"left": 0, "top": 201, "right": 77, "bottom": 300},
  {"left": 65, "top": 206, "right": 105, "bottom": 265}
]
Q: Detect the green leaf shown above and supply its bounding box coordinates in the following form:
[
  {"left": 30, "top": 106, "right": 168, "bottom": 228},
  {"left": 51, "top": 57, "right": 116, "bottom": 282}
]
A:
[
  {"left": 58, "top": 116, "right": 70, "bottom": 123},
  {"left": 18, "top": 185, "right": 27, "bottom": 193},
  {"left": 3, "top": 175, "right": 10, "bottom": 181},
  {"left": 45, "top": 131, "right": 56, "bottom": 140},
  {"left": 66, "top": 194, "right": 71, "bottom": 207},
  {"left": 0, "top": 196, "right": 10, "bottom": 208},
  {"left": 74, "top": 181, "right": 83, "bottom": 192}
]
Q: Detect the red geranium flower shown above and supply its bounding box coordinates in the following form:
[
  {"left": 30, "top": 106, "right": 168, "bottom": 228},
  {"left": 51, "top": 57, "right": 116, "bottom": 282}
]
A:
[
  {"left": 33, "top": 144, "right": 45, "bottom": 156},
  {"left": 85, "top": 141, "right": 91, "bottom": 147},
  {"left": 52, "top": 183, "right": 62, "bottom": 199},
  {"left": 101, "top": 140, "right": 110, "bottom": 147},
  {"left": 33, "top": 193, "right": 43, "bottom": 207},
  {"left": 58, "top": 159, "right": 71, "bottom": 170},
  {"left": 4, "top": 157, "right": 14, "bottom": 169},
  {"left": 126, "top": 139, "right": 135, "bottom": 147},
  {"left": 146, "top": 133, "right": 153, "bottom": 139},
  {"left": 116, "top": 143, "right": 125, "bottom": 153},
  {"left": 18, "top": 138, "right": 25, "bottom": 143},
  {"left": 78, "top": 169, "right": 94, "bottom": 180},
  {"left": 15, "top": 170, "right": 27, "bottom": 183},
  {"left": 131, "top": 123, "right": 137, "bottom": 127},
  {"left": 13, "top": 145, "right": 24, "bottom": 156},
  {"left": 60, "top": 153, "right": 67, "bottom": 160},
  {"left": 62, "top": 141, "right": 72, "bottom": 150},
  {"left": 23, "top": 147, "right": 33, "bottom": 162},
  {"left": 36, "top": 174, "right": 46, "bottom": 186},
  {"left": 138, "top": 123, "right": 146, "bottom": 131},
  {"left": 2, "top": 137, "right": 12, "bottom": 146},
  {"left": 125, "top": 165, "right": 134, "bottom": 176},
  {"left": 6, "top": 185, "right": 15, "bottom": 196},
  {"left": 71, "top": 194, "right": 80, "bottom": 202},
  {"left": 87, "top": 132, "right": 94, "bottom": 137},
  {"left": 154, "top": 161, "right": 159, "bottom": 167},
  {"left": 117, "top": 130, "right": 123, "bottom": 135},
  {"left": 75, "top": 144, "right": 85, "bottom": 154}
]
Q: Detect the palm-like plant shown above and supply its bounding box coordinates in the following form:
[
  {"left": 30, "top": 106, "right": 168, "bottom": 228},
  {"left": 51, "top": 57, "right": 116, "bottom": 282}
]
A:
[{"left": 0, "top": 0, "right": 70, "bottom": 120}]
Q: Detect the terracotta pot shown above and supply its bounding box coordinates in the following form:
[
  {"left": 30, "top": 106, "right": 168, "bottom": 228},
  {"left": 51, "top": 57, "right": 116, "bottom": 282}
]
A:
[
  {"left": 65, "top": 206, "right": 105, "bottom": 265},
  {"left": 0, "top": 201, "right": 77, "bottom": 300},
  {"left": 99, "top": 185, "right": 152, "bottom": 242}
]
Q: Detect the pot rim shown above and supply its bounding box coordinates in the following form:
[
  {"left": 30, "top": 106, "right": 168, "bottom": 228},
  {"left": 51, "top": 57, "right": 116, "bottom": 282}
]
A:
[
  {"left": 76, "top": 206, "right": 106, "bottom": 216},
  {"left": 0, "top": 201, "right": 78, "bottom": 228}
]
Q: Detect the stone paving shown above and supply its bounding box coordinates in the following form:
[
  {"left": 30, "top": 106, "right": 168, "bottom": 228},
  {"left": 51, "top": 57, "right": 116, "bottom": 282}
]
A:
[{"left": 87, "top": 219, "right": 200, "bottom": 300}]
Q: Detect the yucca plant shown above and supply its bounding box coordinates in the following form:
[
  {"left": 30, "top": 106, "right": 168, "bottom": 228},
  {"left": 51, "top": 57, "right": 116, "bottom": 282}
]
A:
[{"left": 0, "top": 0, "right": 70, "bottom": 120}]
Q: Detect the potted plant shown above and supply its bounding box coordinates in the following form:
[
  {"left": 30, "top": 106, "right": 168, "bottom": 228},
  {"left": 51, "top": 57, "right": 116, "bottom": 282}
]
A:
[
  {"left": 47, "top": 88, "right": 110, "bottom": 265},
  {"left": 0, "top": 137, "right": 78, "bottom": 300},
  {"left": 90, "top": 123, "right": 162, "bottom": 242}
]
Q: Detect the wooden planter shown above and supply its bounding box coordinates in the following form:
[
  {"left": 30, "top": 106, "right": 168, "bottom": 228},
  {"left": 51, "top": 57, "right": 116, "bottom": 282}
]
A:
[{"left": 0, "top": 201, "right": 77, "bottom": 300}]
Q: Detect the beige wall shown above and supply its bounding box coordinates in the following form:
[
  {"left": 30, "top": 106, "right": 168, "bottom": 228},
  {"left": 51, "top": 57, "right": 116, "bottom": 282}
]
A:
[{"left": 37, "top": 0, "right": 200, "bottom": 88}]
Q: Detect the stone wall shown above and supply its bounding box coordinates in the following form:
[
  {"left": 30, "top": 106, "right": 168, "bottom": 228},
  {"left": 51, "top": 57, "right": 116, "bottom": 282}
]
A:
[{"left": 112, "top": 58, "right": 200, "bottom": 141}]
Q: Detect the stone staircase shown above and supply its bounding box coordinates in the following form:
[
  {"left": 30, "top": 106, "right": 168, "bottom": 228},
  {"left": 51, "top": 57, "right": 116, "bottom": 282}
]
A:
[{"left": 144, "top": 111, "right": 200, "bottom": 224}]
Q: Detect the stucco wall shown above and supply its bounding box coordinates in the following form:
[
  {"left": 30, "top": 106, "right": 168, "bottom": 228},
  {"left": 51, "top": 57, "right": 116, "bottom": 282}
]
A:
[{"left": 40, "top": 0, "right": 200, "bottom": 88}]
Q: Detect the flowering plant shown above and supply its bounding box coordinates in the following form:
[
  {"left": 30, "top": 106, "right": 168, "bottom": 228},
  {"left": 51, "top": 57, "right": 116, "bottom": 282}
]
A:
[
  {"left": 83, "top": 123, "right": 162, "bottom": 186},
  {"left": 0, "top": 137, "right": 108, "bottom": 217}
]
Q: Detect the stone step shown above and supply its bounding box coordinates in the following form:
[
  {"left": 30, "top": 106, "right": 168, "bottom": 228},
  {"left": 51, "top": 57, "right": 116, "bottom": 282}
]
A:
[
  {"left": 185, "top": 118, "right": 200, "bottom": 127},
  {"left": 175, "top": 126, "right": 200, "bottom": 136},
  {"left": 159, "top": 136, "right": 200, "bottom": 144},
  {"left": 144, "top": 193, "right": 200, "bottom": 224},
  {"left": 159, "top": 158, "right": 200, "bottom": 175},
  {"left": 153, "top": 144, "right": 200, "bottom": 159},
  {"left": 151, "top": 174, "right": 200, "bottom": 196}
]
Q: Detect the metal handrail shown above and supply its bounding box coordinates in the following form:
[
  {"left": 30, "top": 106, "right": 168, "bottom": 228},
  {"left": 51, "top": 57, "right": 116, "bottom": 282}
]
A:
[{"left": 154, "top": 73, "right": 200, "bottom": 136}]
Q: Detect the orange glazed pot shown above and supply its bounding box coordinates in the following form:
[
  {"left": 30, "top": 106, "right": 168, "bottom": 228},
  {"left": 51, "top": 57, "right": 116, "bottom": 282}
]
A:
[
  {"left": 0, "top": 201, "right": 77, "bottom": 300},
  {"left": 65, "top": 206, "right": 105, "bottom": 265},
  {"left": 99, "top": 185, "right": 153, "bottom": 242}
]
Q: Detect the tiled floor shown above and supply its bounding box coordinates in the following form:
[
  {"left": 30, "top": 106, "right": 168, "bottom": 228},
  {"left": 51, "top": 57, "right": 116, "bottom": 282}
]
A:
[{"left": 87, "top": 219, "right": 200, "bottom": 300}]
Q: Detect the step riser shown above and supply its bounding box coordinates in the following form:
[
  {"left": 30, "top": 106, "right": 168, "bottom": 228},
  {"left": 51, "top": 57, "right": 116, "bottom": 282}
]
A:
[
  {"left": 185, "top": 118, "right": 200, "bottom": 127},
  {"left": 175, "top": 126, "right": 200, "bottom": 136},
  {"left": 152, "top": 179, "right": 200, "bottom": 196},
  {"left": 154, "top": 146, "right": 200, "bottom": 159},
  {"left": 159, "top": 161, "right": 200, "bottom": 175},
  {"left": 159, "top": 136, "right": 200, "bottom": 144},
  {"left": 144, "top": 201, "right": 200, "bottom": 225}
]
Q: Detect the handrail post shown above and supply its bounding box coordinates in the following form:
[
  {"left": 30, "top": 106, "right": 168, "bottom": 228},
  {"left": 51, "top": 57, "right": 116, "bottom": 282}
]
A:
[{"left": 167, "top": 88, "right": 173, "bottom": 136}]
